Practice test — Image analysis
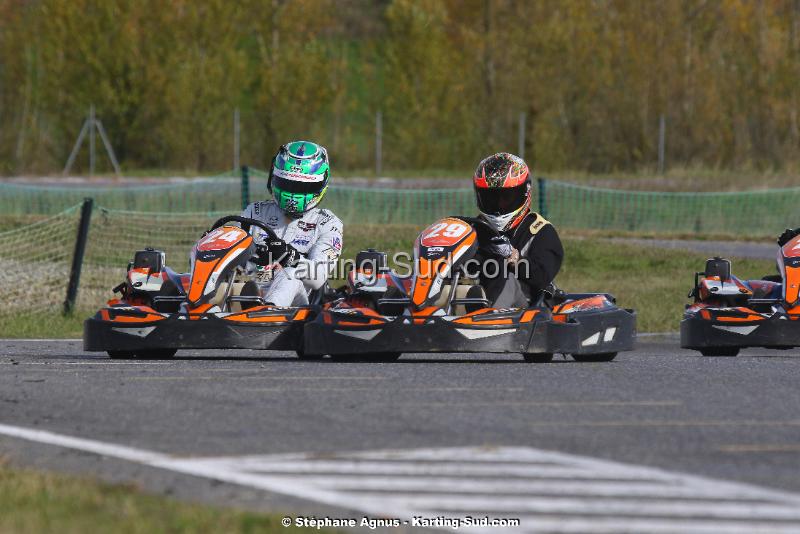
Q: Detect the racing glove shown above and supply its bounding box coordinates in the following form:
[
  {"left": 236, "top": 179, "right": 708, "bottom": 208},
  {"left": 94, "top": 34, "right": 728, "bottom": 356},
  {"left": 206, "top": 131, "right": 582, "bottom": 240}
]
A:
[
  {"left": 254, "top": 239, "right": 300, "bottom": 267},
  {"left": 777, "top": 228, "right": 800, "bottom": 247},
  {"left": 483, "top": 234, "right": 514, "bottom": 259}
]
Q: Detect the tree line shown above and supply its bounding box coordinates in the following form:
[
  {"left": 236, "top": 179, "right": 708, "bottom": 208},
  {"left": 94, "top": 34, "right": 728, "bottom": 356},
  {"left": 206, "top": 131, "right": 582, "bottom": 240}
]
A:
[{"left": 1, "top": 0, "right": 798, "bottom": 176}]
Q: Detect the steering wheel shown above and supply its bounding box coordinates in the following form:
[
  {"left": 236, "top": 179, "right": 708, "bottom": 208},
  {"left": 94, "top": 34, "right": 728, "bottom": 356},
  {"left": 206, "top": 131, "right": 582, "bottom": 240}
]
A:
[
  {"left": 452, "top": 215, "right": 502, "bottom": 246},
  {"left": 209, "top": 215, "right": 279, "bottom": 240}
]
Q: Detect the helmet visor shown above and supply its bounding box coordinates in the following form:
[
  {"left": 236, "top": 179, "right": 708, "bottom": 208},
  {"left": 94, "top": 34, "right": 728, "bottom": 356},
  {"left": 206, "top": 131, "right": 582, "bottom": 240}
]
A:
[
  {"left": 271, "top": 172, "right": 327, "bottom": 195},
  {"left": 272, "top": 185, "right": 321, "bottom": 213},
  {"left": 475, "top": 183, "right": 528, "bottom": 215}
]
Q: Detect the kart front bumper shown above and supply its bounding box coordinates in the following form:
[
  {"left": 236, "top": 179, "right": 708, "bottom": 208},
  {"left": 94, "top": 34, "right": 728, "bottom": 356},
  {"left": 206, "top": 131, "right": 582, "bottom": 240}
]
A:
[
  {"left": 84, "top": 311, "right": 305, "bottom": 352},
  {"left": 681, "top": 313, "right": 800, "bottom": 350},
  {"left": 304, "top": 308, "right": 636, "bottom": 357}
]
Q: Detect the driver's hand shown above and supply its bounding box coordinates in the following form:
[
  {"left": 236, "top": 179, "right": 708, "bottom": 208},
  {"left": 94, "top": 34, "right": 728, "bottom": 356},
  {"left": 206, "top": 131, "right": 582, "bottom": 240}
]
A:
[
  {"left": 483, "top": 234, "right": 514, "bottom": 258},
  {"left": 778, "top": 228, "right": 800, "bottom": 247},
  {"left": 254, "top": 239, "right": 300, "bottom": 267}
]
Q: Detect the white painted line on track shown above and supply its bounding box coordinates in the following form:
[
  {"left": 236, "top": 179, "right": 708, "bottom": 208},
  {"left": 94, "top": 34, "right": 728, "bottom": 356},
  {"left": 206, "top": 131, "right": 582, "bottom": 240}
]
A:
[{"left": 1, "top": 423, "right": 800, "bottom": 532}]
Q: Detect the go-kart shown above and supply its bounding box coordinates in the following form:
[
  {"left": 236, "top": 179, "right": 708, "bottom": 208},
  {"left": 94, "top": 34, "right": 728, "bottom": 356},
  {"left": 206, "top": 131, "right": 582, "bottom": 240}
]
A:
[
  {"left": 681, "top": 235, "right": 800, "bottom": 356},
  {"left": 84, "top": 216, "right": 318, "bottom": 359},
  {"left": 303, "top": 216, "right": 636, "bottom": 362}
]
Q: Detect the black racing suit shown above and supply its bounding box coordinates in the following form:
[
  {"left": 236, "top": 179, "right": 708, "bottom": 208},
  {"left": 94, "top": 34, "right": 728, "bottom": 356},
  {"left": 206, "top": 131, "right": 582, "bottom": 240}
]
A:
[{"left": 469, "top": 212, "right": 564, "bottom": 307}]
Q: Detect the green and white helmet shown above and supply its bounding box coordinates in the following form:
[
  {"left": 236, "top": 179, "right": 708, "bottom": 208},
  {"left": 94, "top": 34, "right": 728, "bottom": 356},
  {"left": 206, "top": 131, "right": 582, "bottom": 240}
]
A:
[{"left": 268, "top": 140, "right": 330, "bottom": 215}]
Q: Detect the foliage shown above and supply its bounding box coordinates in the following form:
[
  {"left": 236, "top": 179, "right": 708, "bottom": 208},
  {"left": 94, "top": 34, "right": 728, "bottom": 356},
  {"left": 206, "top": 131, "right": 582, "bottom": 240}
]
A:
[{"left": 1, "top": 1, "right": 799, "bottom": 175}]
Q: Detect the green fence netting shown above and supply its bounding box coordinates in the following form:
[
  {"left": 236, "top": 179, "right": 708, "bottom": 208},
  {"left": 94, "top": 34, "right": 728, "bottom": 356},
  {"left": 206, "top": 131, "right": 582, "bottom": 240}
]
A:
[
  {"left": 0, "top": 204, "right": 81, "bottom": 317},
  {"left": 0, "top": 170, "right": 240, "bottom": 215},
  {"left": 2, "top": 169, "right": 799, "bottom": 236},
  {"left": 542, "top": 181, "right": 800, "bottom": 236}
]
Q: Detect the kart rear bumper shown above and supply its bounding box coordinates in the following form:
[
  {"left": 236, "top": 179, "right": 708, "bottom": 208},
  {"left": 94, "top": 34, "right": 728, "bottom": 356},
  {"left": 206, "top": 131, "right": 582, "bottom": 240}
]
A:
[
  {"left": 304, "top": 308, "right": 635, "bottom": 356},
  {"left": 84, "top": 313, "right": 303, "bottom": 352},
  {"left": 681, "top": 314, "right": 800, "bottom": 350}
]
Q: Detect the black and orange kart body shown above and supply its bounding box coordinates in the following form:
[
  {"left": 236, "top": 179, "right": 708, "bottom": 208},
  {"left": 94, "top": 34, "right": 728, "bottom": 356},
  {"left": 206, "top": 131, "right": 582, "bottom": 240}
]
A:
[
  {"left": 304, "top": 217, "right": 636, "bottom": 362},
  {"left": 681, "top": 236, "right": 800, "bottom": 356},
  {"left": 83, "top": 216, "right": 317, "bottom": 359}
]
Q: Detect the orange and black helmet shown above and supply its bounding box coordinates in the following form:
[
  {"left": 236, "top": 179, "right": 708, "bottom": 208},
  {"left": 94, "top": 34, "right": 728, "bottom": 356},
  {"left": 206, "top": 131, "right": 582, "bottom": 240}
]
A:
[{"left": 473, "top": 153, "right": 531, "bottom": 232}]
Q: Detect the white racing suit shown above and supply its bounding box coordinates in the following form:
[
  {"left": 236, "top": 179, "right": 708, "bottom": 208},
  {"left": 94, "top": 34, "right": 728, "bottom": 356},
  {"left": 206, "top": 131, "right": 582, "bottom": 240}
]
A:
[{"left": 241, "top": 200, "right": 343, "bottom": 307}]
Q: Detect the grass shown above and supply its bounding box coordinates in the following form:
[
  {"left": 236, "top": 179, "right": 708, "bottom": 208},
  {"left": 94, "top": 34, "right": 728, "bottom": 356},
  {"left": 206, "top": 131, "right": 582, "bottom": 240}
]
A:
[
  {"left": 0, "top": 461, "right": 329, "bottom": 534},
  {"left": 0, "top": 224, "right": 774, "bottom": 338},
  {"left": 558, "top": 238, "right": 771, "bottom": 333},
  {"left": 0, "top": 312, "right": 87, "bottom": 339}
]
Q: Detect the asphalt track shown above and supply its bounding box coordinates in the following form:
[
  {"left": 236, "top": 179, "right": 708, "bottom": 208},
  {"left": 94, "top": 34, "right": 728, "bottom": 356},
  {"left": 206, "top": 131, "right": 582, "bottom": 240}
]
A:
[
  {"left": 2, "top": 337, "right": 800, "bottom": 533},
  {"left": 610, "top": 238, "right": 776, "bottom": 260}
]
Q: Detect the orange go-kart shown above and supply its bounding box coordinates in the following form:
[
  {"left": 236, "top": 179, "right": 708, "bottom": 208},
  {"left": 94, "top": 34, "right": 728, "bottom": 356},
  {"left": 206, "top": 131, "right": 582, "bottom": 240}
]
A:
[
  {"left": 84, "top": 216, "right": 317, "bottom": 359},
  {"left": 303, "top": 217, "right": 636, "bottom": 362},
  {"left": 682, "top": 235, "right": 800, "bottom": 356}
]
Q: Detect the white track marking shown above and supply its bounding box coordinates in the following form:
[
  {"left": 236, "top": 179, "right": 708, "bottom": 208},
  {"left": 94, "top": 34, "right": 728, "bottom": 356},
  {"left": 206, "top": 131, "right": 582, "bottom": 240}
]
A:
[
  {"left": 1, "top": 424, "right": 800, "bottom": 533},
  {"left": 0, "top": 424, "right": 167, "bottom": 464}
]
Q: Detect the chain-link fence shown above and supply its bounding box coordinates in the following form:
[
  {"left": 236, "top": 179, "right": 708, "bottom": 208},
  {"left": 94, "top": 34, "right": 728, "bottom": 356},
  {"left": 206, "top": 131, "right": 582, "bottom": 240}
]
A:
[
  {"left": 3, "top": 169, "right": 798, "bottom": 237},
  {"left": 0, "top": 203, "right": 223, "bottom": 321},
  {"left": 541, "top": 181, "right": 800, "bottom": 236},
  {"left": 78, "top": 208, "right": 221, "bottom": 311},
  {"left": 0, "top": 170, "right": 240, "bottom": 215},
  {"left": 0, "top": 205, "right": 81, "bottom": 318}
]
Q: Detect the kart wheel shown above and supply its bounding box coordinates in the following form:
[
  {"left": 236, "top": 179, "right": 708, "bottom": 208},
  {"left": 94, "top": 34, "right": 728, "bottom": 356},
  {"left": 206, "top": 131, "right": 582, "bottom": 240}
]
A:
[
  {"left": 572, "top": 352, "right": 617, "bottom": 362},
  {"left": 107, "top": 350, "right": 136, "bottom": 359},
  {"left": 523, "top": 353, "right": 553, "bottom": 363},
  {"left": 331, "top": 352, "right": 401, "bottom": 362},
  {"left": 135, "top": 349, "right": 177, "bottom": 359},
  {"left": 699, "top": 347, "right": 740, "bottom": 357}
]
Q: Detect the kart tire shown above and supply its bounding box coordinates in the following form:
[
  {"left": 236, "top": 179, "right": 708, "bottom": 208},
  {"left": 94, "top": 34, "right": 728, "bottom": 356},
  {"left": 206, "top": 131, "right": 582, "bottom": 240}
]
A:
[
  {"left": 107, "top": 350, "right": 136, "bottom": 359},
  {"left": 523, "top": 353, "right": 553, "bottom": 363},
  {"left": 331, "top": 352, "right": 401, "bottom": 362},
  {"left": 572, "top": 352, "right": 617, "bottom": 362},
  {"left": 699, "top": 347, "right": 739, "bottom": 357},
  {"left": 135, "top": 349, "right": 178, "bottom": 359}
]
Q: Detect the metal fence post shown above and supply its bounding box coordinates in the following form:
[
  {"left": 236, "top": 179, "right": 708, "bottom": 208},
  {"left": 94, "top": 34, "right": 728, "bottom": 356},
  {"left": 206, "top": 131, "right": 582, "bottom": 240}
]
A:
[
  {"left": 537, "top": 177, "right": 547, "bottom": 218},
  {"left": 89, "top": 104, "right": 96, "bottom": 177},
  {"left": 658, "top": 114, "right": 666, "bottom": 174},
  {"left": 241, "top": 165, "right": 250, "bottom": 210},
  {"left": 63, "top": 198, "right": 94, "bottom": 315},
  {"left": 375, "top": 111, "right": 383, "bottom": 177},
  {"left": 233, "top": 108, "right": 240, "bottom": 171}
]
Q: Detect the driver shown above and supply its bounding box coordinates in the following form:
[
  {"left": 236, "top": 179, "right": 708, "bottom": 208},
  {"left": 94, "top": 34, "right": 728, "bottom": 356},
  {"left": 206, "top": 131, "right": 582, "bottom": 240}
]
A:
[
  {"left": 241, "top": 140, "right": 343, "bottom": 306},
  {"left": 778, "top": 227, "right": 800, "bottom": 247},
  {"left": 469, "top": 152, "right": 564, "bottom": 307}
]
